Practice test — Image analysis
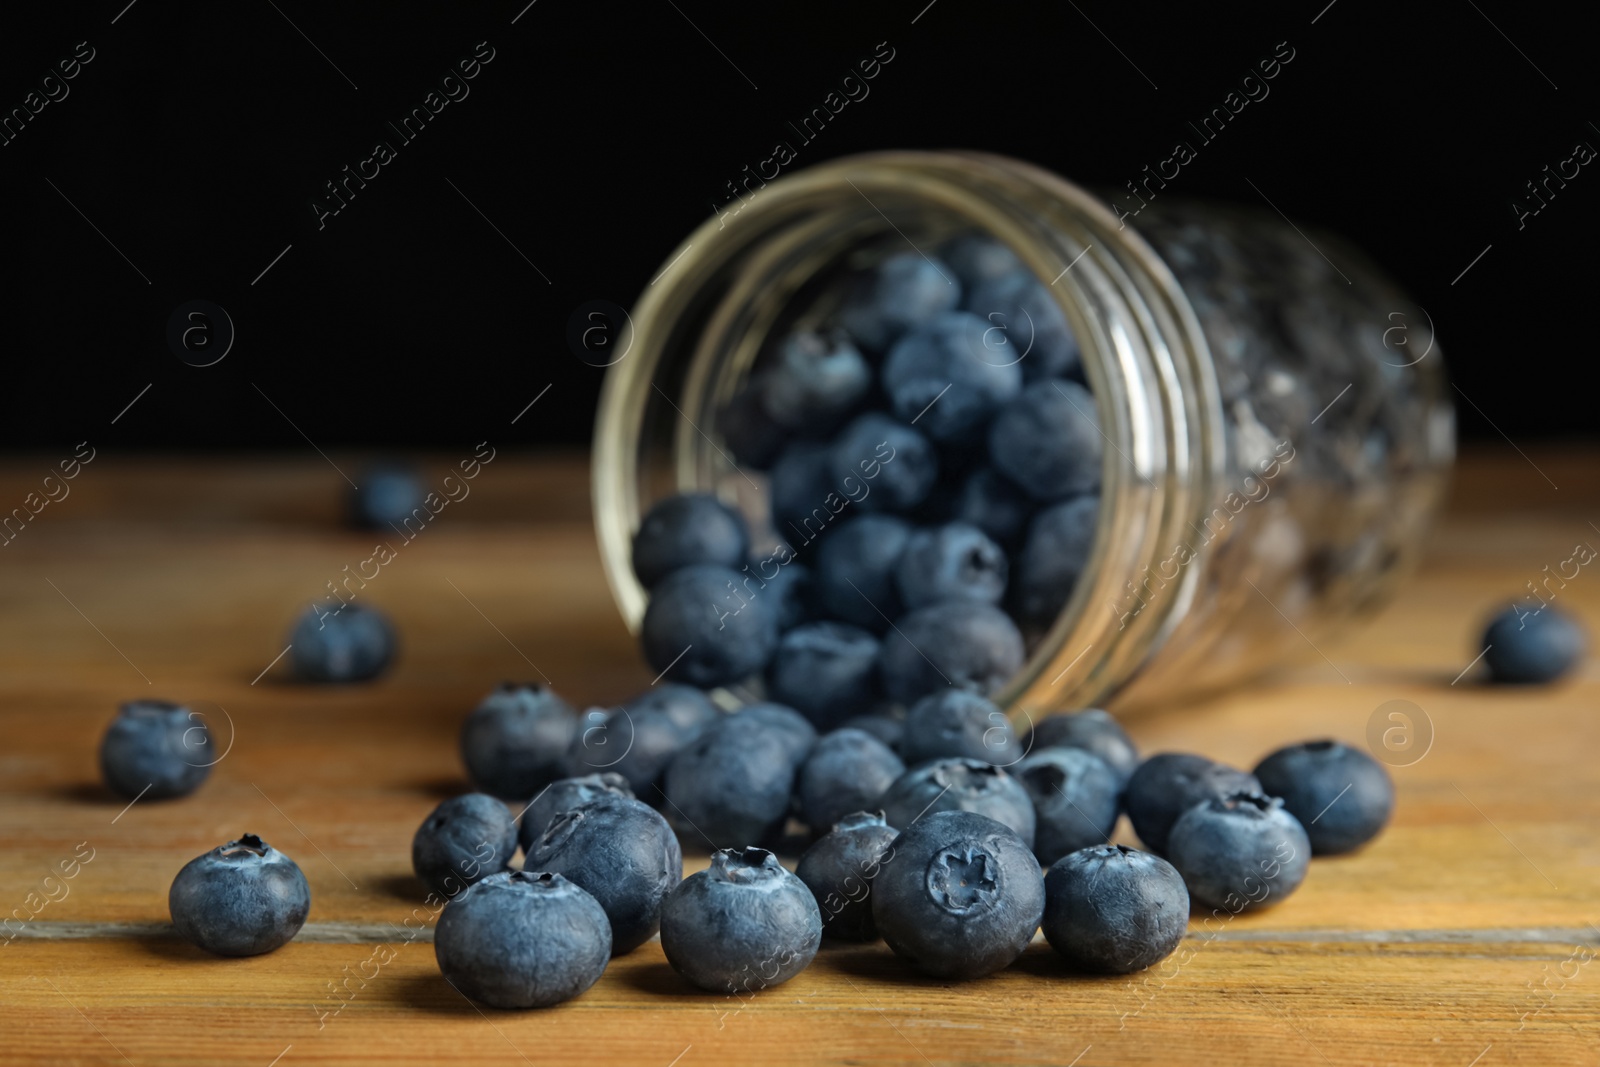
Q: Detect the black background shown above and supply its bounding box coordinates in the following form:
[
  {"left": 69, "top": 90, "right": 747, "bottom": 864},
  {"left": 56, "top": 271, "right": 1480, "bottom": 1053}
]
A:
[{"left": 2, "top": 0, "right": 1592, "bottom": 451}]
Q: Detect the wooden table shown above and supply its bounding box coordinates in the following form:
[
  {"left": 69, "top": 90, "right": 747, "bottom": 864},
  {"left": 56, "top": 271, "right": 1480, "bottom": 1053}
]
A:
[{"left": 2, "top": 449, "right": 1597, "bottom": 1066}]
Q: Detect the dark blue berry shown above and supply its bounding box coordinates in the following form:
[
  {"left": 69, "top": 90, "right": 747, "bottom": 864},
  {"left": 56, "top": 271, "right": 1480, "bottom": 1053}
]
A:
[
  {"left": 768, "top": 441, "right": 838, "bottom": 543},
  {"left": 1015, "top": 747, "right": 1121, "bottom": 865},
  {"left": 839, "top": 713, "right": 905, "bottom": 755},
  {"left": 767, "top": 622, "right": 882, "bottom": 729},
  {"left": 1253, "top": 740, "right": 1394, "bottom": 855},
  {"left": 640, "top": 564, "right": 780, "bottom": 688},
  {"left": 987, "top": 379, "right": 1102, "bottom": 501},
  {"left": 1022, "top": 709, "right": 1139, "bottom": 786},
  {"left": 1042, "top": 844, "right": 1187, "bottom": 974},
  {"left": 813, "top": 514, "right": 911, "bottom": 632},
  {"left": 795, "top": 811, "right": 900, "bottom": 941},
  {"left": 412, "top": 794, "right": 517, "bottom": 898},
  {"left": 878, "top": 758, "right": 1035, "bottom": 848},
  {"left": 966, "top": 269, "right": 1081, "bottom": 381},
  {"left": 525, "top": 794, "right": 682, "bottom": 955},
  {"left": 662, "top": 704, "right": 815, "bottom": 848},
  {"left": 1013, "top": 496, "right": 1098, "bottom": 624},
  {"left": 871, "top": 810, "right": 1045, "bottom": 979},
  {"left": 289, "top": 602, "right": 396, "bottom": 683},
  {"left": 838, "top": 252, "right": 960, "bottom": 352},
  {"left": 434, "top": 871, "right": 610, "bottom": 1008},
  {"left": 939, "top": 233, "right": 1022, "bottom": 291},
  {"left": 565, "top": 686, "right": 718, "bottom": 798},
  {"left": 99, "top": 700, "right": 211, "bottom": 800},
  {"left": 460, "top": 683, "right": 577, "bottom": 800},
  {"left": 756, "top": 558, "right": 815, "bottom": 631},
  {"left": 720, "top": 382, "right": 788, "bottom": 470},
  {"left": 953, "top": 466, "right": 1035, "bottom": 548},
  {"left": 347, "top": 463, "right": 425, "bottom": 530},
  {"left": 516, "top": 772, "right": 634, "bottom": 855},
  {"left": 895, "top": 522, "right": 1008, "bottom": 610},
  {"left": 796, "top": 729, "right": 905, "bottom": 832},
  {"left": 631, "top": 493, "right": 750, "bottom": 588},
  {"left": 1166, "top": 792, "right": 1311, "bottom": 912},
  {"left": 762, "top": 330, "right": 872, "bottom": 429},
  {"left": 659, "top": 847, "right": 822, "bottom": 993},
  {"left": 900, "top": 690, "right": 1019, "bottom": 767},
  {"left": 1124, "top": 753, "right": 1261, "bottom": 856},
  {"left": 1481, "top": 604, "right": 1586, "bottom": 684},
  {"left": 829, "top": 413, "right": 938, "bottom": 514},
  {"left": 881, "top": 312, "right": 1022, "bottom": 442},
  {"left": 169, "top": 834, "right": 310, "bottom": 957},
  {"left": 879, "top": 602, "right": 1025, "bottom": 705}
]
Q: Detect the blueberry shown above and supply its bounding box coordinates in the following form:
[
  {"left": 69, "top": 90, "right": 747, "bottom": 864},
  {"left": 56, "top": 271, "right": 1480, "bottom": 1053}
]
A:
[
  {"left": 719, "top": 382, "right": 788, "bottom": 470},
  {"left": 987, "top": 379, "right": 1102, "bottom": 501},
  {"left": 662, "top": 704, "right": 815, "bottom": 848},
  {"left": 768, "top": 440, "right": 839, "bottom": 543},
  {"left": 761, "top": 559, "right": 815, "bottom": 631},
  {"left": 168, "top": 834, "right": 310, "bottom": 957},
  {"left": 460, "top": 683, "right": 578, "bottom": 800},
  {"left": 882, "top": 312, "right": 1023, "bottom": 442},
  {"left": 347, "top": 462, "right": 425, "bottom": 529},
  {"left": 1013, "top": 496, "right": 1099, "bottom": 624},
  {"left": 1042, "top": 844, "right": 1188, "bottom": 974},
  {"left": 813, "top": 514, "right": 912, "bottom": 632},
  {"left": 900, "top": 690, "right": 1019, "bottom": 766},
  {"left": 631, "top": 493, "right": 750, "bottom": 588},
  {"left": 412, "top": 794, "right": 517, "bottom": 898},
  {"left": 767, "top": 622, "right": 882, "bottom": 729},
  {"left": 1021, "top": 709, "right": 1139, "bottom": 786},
  {"left": 837, "top": 252, "right": 960, "bottom": 352},
  {"left": 659, "top": 846, "right": 822, "bottom": 993},
  {"left": 795, "top": 811, "right": 901, "bottom": 941},
  {"left": 829, "top": 412, "right": 938, "bottom": 514},
  {"left": 895, "top": 522, "right": 1008, "bottom": 610},
  {"left": 1252, "top": 740, "right": 1394, "bottom": 855},
  {"left": 871, "top": 810, "right": 1045, "bottom": 979},
  {"left": 953, "top": 466, "right": 1035, "bottom": 548},
  {"left": 627, "top": 682, "right": 721, "bottom": 734},
  {"left": 878, "top": 758, "right": 1035, "bottom": 848},
  {"left": 966, "top": 269, "right": 1081, "bottom": 381},
  {"left": 434, "top": 870, "right": 610, "bottom": 1008},
  {"left": 1014, "top": 747, "right": 1121, "bottom": 865},
  {"left": 1166, "top": 792, "right": 1311, "bottom": 912},
  {"left": 640, "top": 564, "right": 781, "bottom": 688},
  {"left": 1124, "top": 753, "right": 1261, "bottom": 856},
  {"left": 839, "top": 713, "right": 905, "bottom": 754},
  {"left": 289, "top": 602, "right": 396, "bottom": 683},
  {"left": 761, "top": 330, "right": 872, "bottom": 429},
  {"left": 796, "top": 729, "right": 905, "bottom": 832},
  {"left": 1481, "top": 604, "right": 1586, "bottom": 684},
  {"left": 879, "top": 602, "right": 1025, "bottom": 705},
  {"left": 565, "top": 685, "right": 719, "bottom": 798},
  {"left": 516, "top": 772, "right": 634, "bottom": 855},
  {"left": 525, "top": 794, "right": 682, "bottom": 955},
  {"left": 99, "top": 700, "right": 211, "bottom": 800},
  {"left": 939, "top": 233, "right": 1023, "bottom": 291}
]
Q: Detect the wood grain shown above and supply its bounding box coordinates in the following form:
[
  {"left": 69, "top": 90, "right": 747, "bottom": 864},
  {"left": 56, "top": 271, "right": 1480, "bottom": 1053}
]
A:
[{"left": 2, "top": 448, "right": 1598, "bottom": 1066}]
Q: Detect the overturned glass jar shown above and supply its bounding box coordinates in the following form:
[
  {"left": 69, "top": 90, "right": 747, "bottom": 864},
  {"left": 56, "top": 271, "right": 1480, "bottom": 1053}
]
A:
[{"left": 593, "top": 151, "right": 1452, "bottom": 716}]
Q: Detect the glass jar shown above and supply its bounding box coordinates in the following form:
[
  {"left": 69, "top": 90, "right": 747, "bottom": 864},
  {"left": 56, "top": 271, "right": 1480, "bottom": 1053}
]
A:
[{"left": 592, "top": 151, "right": 1453, "bottom": 716}]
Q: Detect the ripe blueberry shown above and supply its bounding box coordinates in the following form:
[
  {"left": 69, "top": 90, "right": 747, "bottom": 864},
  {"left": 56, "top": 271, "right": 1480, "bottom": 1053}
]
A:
[
  {"left": 289, "top": 602, "right": 396, "bottom": 683},
  {"left": 459, "top": 682, "right": 578, "bottom": 800},
  {"left": 1166, "top": 791, "right": 1311, "bottom": 912},
  {"left": 1252, "top": 740, "right": 1394, "bottom": 855},
  {"left": 1124, "top": 752, "right": 1260, "bottom": 856},
  {"left": 640, "top": 563, "right": 781, "bottom": 688},
  {"left": 1042, "top": 844, "right": 1187, "bottom": 974},
  {"left": 878, "top": 758, "right": 1035, "bottom": 848},
  {"left": 813, "top": 514, "right": 912, "bottom": 632},
  {"left": 1013, "top": 495, "right": 1098, "bottom": 625},
  {"left": 795, "top": 811, "right": 901, "bottom": 941},
  {"left": 828, "top": 413, "right": 938, "bottom": 514},
  {"left": 516, "top": 771, "right": 634, "bottom": 855},
  {"left": 878, "top": 602, "right": 1025, "bottom": 705},
  {"left": 1021, "top": 708, "right": 1139, "bottom": 787},
  {"left": 987, "top": 379, "right": 1102, "bottom": 501},
  {"left": 1481, "top": 604, "right": 1586, "bottom": 684},
  {"left": 881, "top": 312, "right": 1023, "bottom": 442},
  {"left": 766, "top": 621, "right": 882, "bottom": 729},
  {"left": 169, "top": 834, "right": 310, "bottom": 957},
  {"left": 631, "top": 493, "right": 750, "bottom": 589},
  {"left": 662, "top": 703, "right": 815, "bottom": 848},
  {"left": 411, "top": 793, "right": 517, "bottom": 898},
  {"left": 895, "top": 522, "right": 1009, "bottom": 610},
  {"left": 900, "top": 689, "right": 1019, "bottom": 767},
  {"left": 1014, "top": 747, "right": 1121, "bottom": 865},
  {"left": 99, "top": 699, "right": 211, "bottom": 800},
  {"left": 796, "top": 728, "right": 905, "bottom": 833}
]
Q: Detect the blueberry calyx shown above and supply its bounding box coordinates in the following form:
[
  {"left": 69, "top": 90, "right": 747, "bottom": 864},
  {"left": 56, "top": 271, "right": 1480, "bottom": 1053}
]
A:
[
  {"left": 711, "top": 846, "right": 781, "bottom": 883},
  {"left": 218, "top": 835, "right": 268, "bottom": 859},
  {"left": 925, "top": 847, "right": 999, "bottom": 915},
  {"left": 832, "top": 810, "right": 890, "bottom": 833}
]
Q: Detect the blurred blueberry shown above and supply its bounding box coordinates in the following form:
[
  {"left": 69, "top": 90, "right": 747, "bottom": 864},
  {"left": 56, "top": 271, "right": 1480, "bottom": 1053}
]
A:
[
  {"left": 988, "top": 379, "right": 1103, "bottom": 501},
  {"left": 838, "top": 251, "right": 960, "bottom": 352},
  {"left": 829, "top": 412, "right": 938, "bottom": 514},
  {"left": 1013, "top": 496, "right": 1098, "bottom": 625},
  {"left": 767, "top": 621, "right": 882, "bottom": 730},
  {"left": 895, "top": 522, "right": 1008, "bottom": 610},
  {"left": 881, "top": 312, "right": 1022, "bottom": 442},
  {"left": 759, "top": 559, "right": 815, "bottom": 631},
  {"left": 169, "top": 834, "right": 310, "bottom": 957},
  {"left": 1481, "top": 604, "right": 1586, "bottom": 684},
  {"left": 839, "top": 713, "right": 905, "bottom": 755},
  {"left": 768, "top": 441, "right": 838, "bottom": 543},
  {"left": 953, "top": 466, "right": 1035, "bottom": 548},
  {"left": 761, "top": 330, "right": 872, "bottom": 430},
  {"left": 813, "top": 514, "right": 912, "bottom": 632},
  {"left": 348, "top": 463, "right": 425, "bottom": 530},
  {"left": 662, "top": 703, "right": 815, "bottom": 848},
  {"left": 460, "top": 683, "right": 578, "bottom": 800},
  {"left": 966, "top": 268, "right": 1081, "bottom": 381},
  {"left": 564, "top": 688, "right": 716, "bottom": 801},
  {"left": 939, "top": 233, "right": 1023, "bottom": 291},
  {"left": 631, "top": 493, "right": 750, "bottom": 589},
  {"left": 100, "top": 699, "right": 211, "bottom": 800},
  {"left": 1021, "top": 709, "right": 1139, "bottom": 786},
  {"left": 901, "top": 689, "right": 1019, "bottom": 767},
  {"left": 796, "top": 729, "right": 905, "bottom": 832},
  {"left": 879, "top": 602, "right": 1025, "bottom": 705},
  {"left": 720, "top": 382, "right": 789, "bottom": 470},
  {"left": 289, "top": 602, "right": 396, "bottom": 683}
]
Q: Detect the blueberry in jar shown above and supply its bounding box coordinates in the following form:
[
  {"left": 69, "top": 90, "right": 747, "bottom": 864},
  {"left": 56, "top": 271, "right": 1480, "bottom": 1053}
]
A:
[
  {"left": 938, "top": 233, "right": 1023, "bottom": 291},
  {"left": 288, "top": 602, "right": 397, "bottom": 683},
  {"left": 837, "top": 251, "right": 961, "bottom": 352},
  {"left": 1012, "top": 495, "right": 1098, "bottom": 625},
  {"left": 813, "top": 514, "right": 912, "bottom": 632},
  {"left": 878, "top": 601, "right": 1024, "bottom": 705},
  {"left": 828, "top": 412, "right": 938, "bottom": 514},
  {"left": 168, "top": 834, "right": 310, "bottom": 957},
  {"left": 99, "top": 699, "right": 211, "bottom": 800},
  {"left": 900, "top": 689, "right": 1020, "bottom": 767},
  {"left": 965, "top": 269, "right": 1082, "bottom": 382},
  {"left": 795, "top": 810, "right": 901, "bottom": 941},
  {"left": 640, "top": 563, "right": 781, "bottom": 688},
  {"left": 459, "top": 682, "right": 578, "bottom": 800},
  {"left": 796, "top": 728, "right": 905, "bottom": 833},
  {"left": 411, "top": 793, "right": 517, "bottom": 898},
  {"left": 881, "top": 311, "right": 1023, "bottom": 443},
  {"left": 1252, "top": 740, "right": 1394, "bottom": 855},
  {"left": 894, "top": 522, "right": 1009, "bottom": 610},
  {"left": 1042, "top": 844, "right": 1188, "bottom": 974},
  {"left": 952, "top": 465, "right": 1036, "bottom": 549},
  {"left": 631, "top": 492, "right": 750, "bottom": 589},
  {"left": 987, "top": 378, "right": 1102, "bottom": 501},
  {"left": 766, "top": 621, "right": 882, "bottom": 730},
  {"left": 877, "top": 757, "right": 1035, "bottom": 848},
  {"left": 1166, "top": 791, "right": 1311, "bottom": 912},
  {"left": 760, "top": 329, "right": 873, "bottom": 430}
]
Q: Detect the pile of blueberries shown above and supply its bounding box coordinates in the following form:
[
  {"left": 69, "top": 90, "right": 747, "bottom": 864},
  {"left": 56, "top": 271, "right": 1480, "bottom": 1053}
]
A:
[{"left": 639, "top": 237, "right": 1104, "bottom": 707}]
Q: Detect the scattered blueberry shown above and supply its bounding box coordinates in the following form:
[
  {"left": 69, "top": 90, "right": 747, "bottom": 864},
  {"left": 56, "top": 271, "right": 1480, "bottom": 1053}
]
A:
[
  {"left": 1481, "top": 604, "right": 1586, "bottom": 684},
  {"left": 987, "top": 379, "right": 1102, "bottom": 501},
  {"left": 1166, "top": 791, "right": 1311, "bottom": 912},
  {"left": 516, "top": 772, "right": 634, "bottom": 855},
  {"left": 434, "top": 871, "right": 610, "bottom": 1008},
  {"left": 966, "top": 268, "right": 1081, "bottom": 381},
  {"left": 796, "top": 729, "right": 905, "bottom": 832},
  {"left": 412, "top": 794, "right": 517, "bottom": 898},
  {"left": 871, "top": 810, "right": 1045, "bottom": 979},
  {"left": 1042, "top": 845, "right": 1188, "bottom": 974},
  {"left": 838, "top": 251, "right": 960, "bottom": 352},
  {"left": 953, "top": 465, "right": 1036, "bottom": 548},
  {"left": 631, "top": 493, "right": 750, "bottom": 588},
  {"left": 878, "top": 602, "right": 1025, "bottom": 705},
  {"left": 1124, "top": 753, "right": 1261, "bottom": 856},
  {"left": 1253, "top": 740, "right": 1394, "bottom": 855},
  {"left": 881, "top": 312, "right": 1022, "bottom": 442},
  {"left": 1014, "top": 747, "right": 1121, "bottom": 865},
  {"left": 766, "top": 621, "right": 882, "bottom": 729},
  {"left": 813, "top": 514, "right": 912, "bottom": 632},
  {"left": 895, "top": 522, "right": 1009, "bottom": 610},
  {"left": 761, "top": 330, "right": 872, "bottom": 429},
  {"left": 1013, "top": 495, "right": 1098, "bottom": 624},
  {"left": 659, "top": 846, "right": 822, "bottom": 993},
  {"left": 900, "top": 690, "right": 1019, "bottom": 767},
  {"left": 640, "top": 563, "right": 780, "bottom": 688},
  {"left": 795, "top": 811, "right": 900, "bottom": 941},
  {"left": 662, "top": 704, "right": 815, "bottom": 848},
  {"left": 1022, "top": 709, "right": 1139, "bottom": 786},
  {"left": 460, "top": 683, "right": 578, "bottom": 800},
  {"left": 289, "top": 602, "right": 396, "bottom": 683},
  {"left": 99, "top": 699, "right": 211, "bottom": 800},
  {"left": 829, "top": 412, "right": 938, "bottom": 514},
  {"left": 525, "top": 794, "right": 682, "bottom": 955},
  {"left": 877, "top": 758, "right": 1035, "bottom": 848},
  {"left": 168, "top": 834, "right": 310, "bottom": 957},
  {"left": 347, "top": 462, "right": 425, "bottom": 530}
]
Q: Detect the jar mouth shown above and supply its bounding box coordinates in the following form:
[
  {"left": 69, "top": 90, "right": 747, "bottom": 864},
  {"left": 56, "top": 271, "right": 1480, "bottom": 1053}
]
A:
[{"left": 594, "top": 151, "right": 1220, "bottom": 715}]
